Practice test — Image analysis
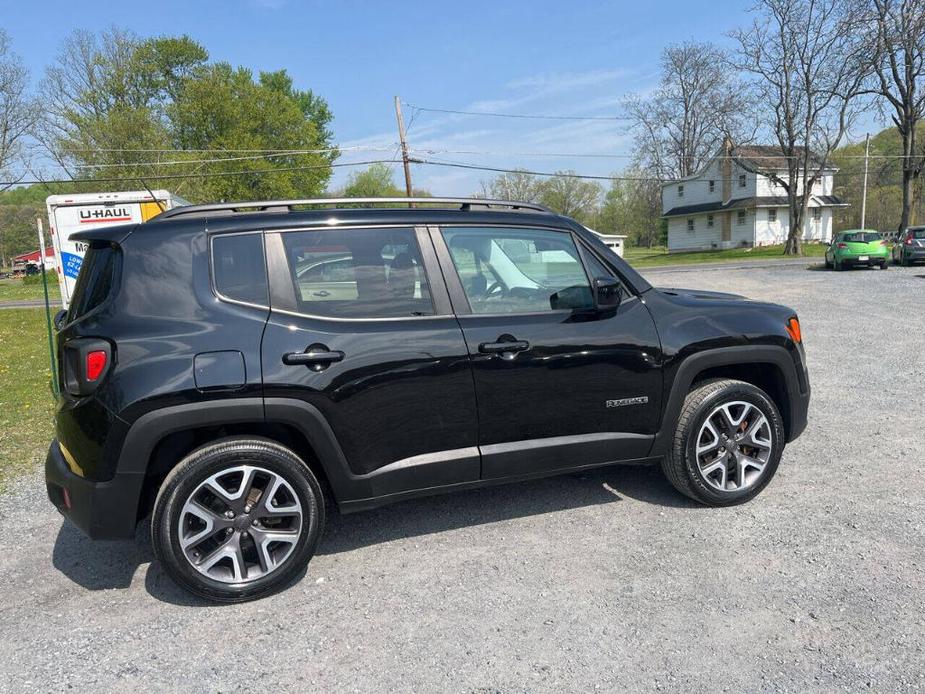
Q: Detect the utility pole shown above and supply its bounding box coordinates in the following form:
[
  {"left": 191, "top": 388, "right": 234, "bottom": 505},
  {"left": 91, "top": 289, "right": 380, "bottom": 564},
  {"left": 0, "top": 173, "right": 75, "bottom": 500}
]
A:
[
  {"left": 861, "top": 133, "right": 870, "bottom": 230},
  {"left": 36, "top": 217, "right": 59, "bottom": 395},
  {"left": 394, "top": 96, "right": 414, "bottom": 206}
]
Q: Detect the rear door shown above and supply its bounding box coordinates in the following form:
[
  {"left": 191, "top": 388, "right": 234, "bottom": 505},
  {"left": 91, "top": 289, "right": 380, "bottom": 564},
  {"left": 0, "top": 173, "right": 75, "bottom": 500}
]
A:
[
  {"left": 432, "top": 224, "right": 663, "bottom": 479},
  {"left": 261, "top": 225, "right": 479, "bottom": 498}
]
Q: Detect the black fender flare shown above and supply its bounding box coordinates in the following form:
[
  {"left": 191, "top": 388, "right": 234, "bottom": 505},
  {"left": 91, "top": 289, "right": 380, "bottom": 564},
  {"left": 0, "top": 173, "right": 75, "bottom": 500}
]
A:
[{"left": 648, "top": 345, "right": 808, "bottom": 457}]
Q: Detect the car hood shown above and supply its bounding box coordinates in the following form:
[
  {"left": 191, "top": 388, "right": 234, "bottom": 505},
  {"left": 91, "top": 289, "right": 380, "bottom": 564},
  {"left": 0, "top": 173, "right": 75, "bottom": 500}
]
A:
[{"left": 656, "top": 287, "right": 747, "bottom": 301}]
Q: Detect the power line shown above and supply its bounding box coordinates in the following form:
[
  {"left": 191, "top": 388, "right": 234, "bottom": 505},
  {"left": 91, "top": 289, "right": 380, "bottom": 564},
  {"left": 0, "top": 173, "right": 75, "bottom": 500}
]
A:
[
  {"left": 0, "top": 159, "right": 399, "bottom": 187},
  {"left": 405, "top": 103, "right": 630, "bottom": 122},
  {"left": 409, "top": 146, "right": 925, "bottom": 161},
  {"left": 77, "top": 147, "right": 395, "bottom": 169}
]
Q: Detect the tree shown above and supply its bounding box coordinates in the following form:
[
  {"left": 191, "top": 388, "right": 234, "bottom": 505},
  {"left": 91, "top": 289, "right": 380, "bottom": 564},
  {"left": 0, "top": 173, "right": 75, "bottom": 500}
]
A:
[
  {"left": 598, "top": 174, "right": 664, "bottom": 248},
  {"left": 478, "top": 169, "right": 543, "bottom": 203},
  {"left": 0, "top": 30, "right": 38, "bottom": 188},
  {"left": 732, "top": 0, "right": 870, "bottom": 255},
  {"left": 38, "top": 29, "right": 336, "bottom": 201},
  {"left": 868, "top": 0, "right": 925, "bottom": 232},
  {"left": 625, "top": 41, "right": 750, "bottom": 180},
  {"left": 537, "top": 171, "right": 602, "bottom": 226},
  {"left": 342, "top": 163, "right": 404, "bottom": 198}
]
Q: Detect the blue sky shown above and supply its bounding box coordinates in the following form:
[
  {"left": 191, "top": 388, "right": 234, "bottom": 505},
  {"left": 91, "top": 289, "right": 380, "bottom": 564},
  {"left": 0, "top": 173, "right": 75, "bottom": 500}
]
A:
[{"left": 2, "top": 0, "right": 886, "bottom": 194}]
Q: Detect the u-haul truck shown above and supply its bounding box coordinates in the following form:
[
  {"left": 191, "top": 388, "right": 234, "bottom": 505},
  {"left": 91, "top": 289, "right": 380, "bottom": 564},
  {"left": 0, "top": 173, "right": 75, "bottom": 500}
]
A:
[{"left": 46, "top": 190, "right": 189, "bottom": 307}]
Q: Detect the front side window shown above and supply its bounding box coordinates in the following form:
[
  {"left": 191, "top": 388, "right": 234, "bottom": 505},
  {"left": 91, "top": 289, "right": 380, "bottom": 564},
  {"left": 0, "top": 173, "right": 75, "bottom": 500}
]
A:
[
  {"left": 441, "top": 226, "right": 593, "bottom": 314},
  {"left": 280, "top": 227, "right": 433, "bottom": 318},
  {"left": 212, "top": 233, "right": 268, "bottom": 306}
]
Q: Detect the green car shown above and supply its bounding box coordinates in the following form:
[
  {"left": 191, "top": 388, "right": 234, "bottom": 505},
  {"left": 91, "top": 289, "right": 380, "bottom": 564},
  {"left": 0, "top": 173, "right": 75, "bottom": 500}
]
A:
[{"left": 825, "top": 230, "right": 890, "bottom": 270}]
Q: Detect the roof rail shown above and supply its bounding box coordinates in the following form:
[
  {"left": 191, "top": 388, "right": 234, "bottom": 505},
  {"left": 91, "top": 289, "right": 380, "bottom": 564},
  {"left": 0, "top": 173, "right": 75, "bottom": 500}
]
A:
[{"left": 153, "top": 197, "right": 554, "bottom": 220}]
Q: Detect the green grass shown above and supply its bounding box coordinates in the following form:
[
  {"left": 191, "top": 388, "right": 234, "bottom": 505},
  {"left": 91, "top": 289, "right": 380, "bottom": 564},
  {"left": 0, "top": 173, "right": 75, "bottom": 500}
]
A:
[
  {"left": 0, "top": 309, "right": 56, "bottom": 489},
  {"left": 0, "top": 276, "right": 62, "bottom": 302},
  {"left": 624, "top": 243, "right": 828, "bottom": 267}
]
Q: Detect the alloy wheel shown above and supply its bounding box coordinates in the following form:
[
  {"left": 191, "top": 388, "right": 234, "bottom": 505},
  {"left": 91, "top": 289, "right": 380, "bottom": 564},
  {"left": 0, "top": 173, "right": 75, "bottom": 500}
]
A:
[
  {"left": 178, "top": 465, "right": 303, "bottom": 584},
  {"left": 694, "top": 401, "right": 774, "bottom": 492}
]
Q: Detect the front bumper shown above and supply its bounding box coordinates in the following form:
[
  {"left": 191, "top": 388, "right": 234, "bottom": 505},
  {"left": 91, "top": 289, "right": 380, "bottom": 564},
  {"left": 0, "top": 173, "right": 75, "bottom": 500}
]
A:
[{"left": 45, "top": 439, "right": 144, "bottom": 540}]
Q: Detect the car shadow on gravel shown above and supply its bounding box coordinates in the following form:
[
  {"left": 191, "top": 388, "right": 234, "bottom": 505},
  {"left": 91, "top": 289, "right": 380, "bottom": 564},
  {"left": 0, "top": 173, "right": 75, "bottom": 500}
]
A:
[
  {"left": 49, "top": 463, "right": 695, "bottom": 604},
  {"left": 318, "top": 463, "right": 699, "bottom": 556},
  {"left": 51, "top": 519, "right": 215, "bottom": 607}
]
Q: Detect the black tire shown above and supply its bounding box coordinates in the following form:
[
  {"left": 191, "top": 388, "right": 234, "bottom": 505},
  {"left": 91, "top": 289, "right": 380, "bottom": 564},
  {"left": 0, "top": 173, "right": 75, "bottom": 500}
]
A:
[
  {"left": 824, "top": 256, "right": 832, "bottom": 269},
  {"left": 660, "top": 379, "right": 785, "bottom": 506},
  {"left": 152, "top": 437, "right": 325, "bottom": 603},
  {"left": 901, "top": 254, "right": 910, "bottom": 267},
  {"left": 880, "top": 261, "right": 888, "bottom": 270},
  {"left": 834, "top": 258, "right": 842, "bottom": 271}
]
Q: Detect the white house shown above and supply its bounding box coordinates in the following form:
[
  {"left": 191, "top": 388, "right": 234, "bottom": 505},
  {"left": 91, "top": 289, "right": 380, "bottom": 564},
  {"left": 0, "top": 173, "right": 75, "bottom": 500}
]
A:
[{"left": 661, "top": 141, "right": 848, "bottom": 251}]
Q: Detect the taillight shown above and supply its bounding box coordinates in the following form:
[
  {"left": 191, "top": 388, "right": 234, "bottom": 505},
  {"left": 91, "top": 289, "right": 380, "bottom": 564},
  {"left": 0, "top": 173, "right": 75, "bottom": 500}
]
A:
[
  {"left": 786, "top": 317, "right": 802, "bottom": 343},
  {"left": 880, "top": 240, "right": 888, "bottom": 246},
  {"left": 906, "top": 236, "right": 914, "bottom": 245},
  {"left": 837, "top": 243, "right": 847, "bottom": 249},
  {"left": 86, "top": 350, "right": 107, "bottom": 381}
]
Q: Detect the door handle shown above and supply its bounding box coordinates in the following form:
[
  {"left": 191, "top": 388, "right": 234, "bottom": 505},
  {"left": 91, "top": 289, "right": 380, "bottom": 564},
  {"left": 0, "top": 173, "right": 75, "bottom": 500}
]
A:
[
  {"left": 478, "top": 339, "right": 530, "bottom": 355},
  {"left": 282, "top": 347, "right": 345, "bottom": 369}
]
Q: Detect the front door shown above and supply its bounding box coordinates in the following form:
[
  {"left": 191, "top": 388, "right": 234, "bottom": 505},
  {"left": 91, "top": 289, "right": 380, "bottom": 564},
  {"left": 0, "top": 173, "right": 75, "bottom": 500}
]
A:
[
  {"left": 261, "top": 225, "right": 479, "bottom": 499},
  {"left": 432, "top": 224, "right": 662, "bottom": 479}
]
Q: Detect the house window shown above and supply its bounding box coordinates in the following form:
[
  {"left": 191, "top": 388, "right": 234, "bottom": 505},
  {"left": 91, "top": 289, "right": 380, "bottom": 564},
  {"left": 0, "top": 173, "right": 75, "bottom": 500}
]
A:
[
  {"left": 768, "top": 209, "right": 777, "bottom": 222},
  {"left": 707, "top": 214, "right": 714, "bottom": 228},
  {"left": 737, "top": 210, "right": 746, "bottom": 225},
  {"left": 709, "top": 180, "right": 715, "bottom": 193},
  {"left": 738, "top": 174, "right": 747, "bottom": 188},
  {"left": 812, "top": 207, "right": 822, "bottom": 221},
  {"left": 678, "top": 184, "right": 684, "bottom": 197},
  {"left": 687, "top": 218, "right": 695, "bottom": 232}
]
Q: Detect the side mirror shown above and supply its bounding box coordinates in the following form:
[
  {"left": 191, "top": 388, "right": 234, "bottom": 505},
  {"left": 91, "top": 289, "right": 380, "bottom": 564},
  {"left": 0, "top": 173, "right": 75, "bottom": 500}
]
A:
[
  {"left": 593, "top": 276, "right": 622, "bottom": 310},
  {"left": 54, "top": 309, "right": 68, "bottom": 331}
]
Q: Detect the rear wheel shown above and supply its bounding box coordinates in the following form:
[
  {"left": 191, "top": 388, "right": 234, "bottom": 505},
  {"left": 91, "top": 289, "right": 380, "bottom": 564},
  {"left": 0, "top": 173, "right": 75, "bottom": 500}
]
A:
[
  {"left": 152, "top": 437, "right": 325, "bottom": 603},
  {"left": 661, "top": 379, "right": 785, "bottom": 506}
]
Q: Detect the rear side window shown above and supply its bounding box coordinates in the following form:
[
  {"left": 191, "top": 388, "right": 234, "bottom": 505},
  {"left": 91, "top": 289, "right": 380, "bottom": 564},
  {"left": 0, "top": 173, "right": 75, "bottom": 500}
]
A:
[
  {"left": 911, "top": 229, "right": 925, "bottom": 239},
  {"left": 212, "top": 233, "right": 268, "bottom": 306},
  {"left": 67, "top": 244, "right": 117, "bottom": 322},
  {"left": 280, "top": 227, "right": 433, "bottom": 318}
]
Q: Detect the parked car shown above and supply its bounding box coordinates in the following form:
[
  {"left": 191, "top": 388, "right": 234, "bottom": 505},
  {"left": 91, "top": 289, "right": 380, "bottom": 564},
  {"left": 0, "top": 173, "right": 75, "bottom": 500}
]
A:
[
  {"left": 825, "top": 230, "right": 889, "bottom": 270},
  {"left": 45, "top": 197, "right": 810, "bottom": 602},
  {"left": 891, "top": 226, "right": 925, "bottom": 266}
]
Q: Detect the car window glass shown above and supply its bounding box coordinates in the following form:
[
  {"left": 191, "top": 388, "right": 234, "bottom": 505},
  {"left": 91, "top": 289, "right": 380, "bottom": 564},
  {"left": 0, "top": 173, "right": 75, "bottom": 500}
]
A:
[
  {"left": 442, "top": 226, "right": 593, "bottom": 313},
  {"left": 67, "top": 244, "right": 117, "bottom": 322},
  {"left": 911, "top": 229, "right": 925, "bottom": 239},
  {"left": 212, "top": 233, "right": 268, "bottom": 306},
  {"left": 281, "top": 227, "right": 433, "bottom": 318}
]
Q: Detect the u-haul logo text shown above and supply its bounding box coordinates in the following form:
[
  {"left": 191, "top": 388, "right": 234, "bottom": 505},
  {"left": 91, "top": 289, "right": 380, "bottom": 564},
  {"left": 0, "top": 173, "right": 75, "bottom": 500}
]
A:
[{"left": 79, "top": 207, "right": 133, "bottom": 223}]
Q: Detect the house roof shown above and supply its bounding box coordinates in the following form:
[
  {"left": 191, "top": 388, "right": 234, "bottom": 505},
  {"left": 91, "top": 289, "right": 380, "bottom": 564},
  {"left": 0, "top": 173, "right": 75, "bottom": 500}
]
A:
[
  {"left": 13, "top": 247, "right": 55, "bottom": 263},
  {"left": 732, "top": 145, "right": 832, "bottom": 173},
  {"left": 663, "top": 195, "right": 849, "bottom": 218}
]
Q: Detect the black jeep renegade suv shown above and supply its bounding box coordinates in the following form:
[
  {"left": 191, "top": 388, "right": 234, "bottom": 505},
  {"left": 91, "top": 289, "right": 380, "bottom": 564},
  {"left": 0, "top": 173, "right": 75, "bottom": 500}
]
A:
[{"left": 45, "top": 197, "right": 810, "bottom": 602}]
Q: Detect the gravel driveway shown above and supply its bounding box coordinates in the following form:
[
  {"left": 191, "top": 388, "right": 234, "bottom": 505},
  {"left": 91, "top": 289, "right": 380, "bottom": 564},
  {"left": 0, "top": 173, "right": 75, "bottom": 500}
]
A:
[{"left": 1, "top": 262, "right": 923, "bottom": 692}]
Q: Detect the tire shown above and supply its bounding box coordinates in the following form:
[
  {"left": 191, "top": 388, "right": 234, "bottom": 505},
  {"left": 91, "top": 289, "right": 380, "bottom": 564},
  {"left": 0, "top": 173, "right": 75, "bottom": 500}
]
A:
[
  {"left": 824, "top": 256, "right": 832, "bottom": 269},
  {"left": 152, "top": 437, "right": 325, "bottom": 603},
  {"left": 901, "top": 254, "right": 910, "bottom": 267},
  {"left": 834, "top": 258, "right": 842, "bottom": 271},
  {"left": 660, "top": 379, "right": 785, "bottom": 506},
  {"left": 880, "top": 261, "right": 888, "bottom": 270}
]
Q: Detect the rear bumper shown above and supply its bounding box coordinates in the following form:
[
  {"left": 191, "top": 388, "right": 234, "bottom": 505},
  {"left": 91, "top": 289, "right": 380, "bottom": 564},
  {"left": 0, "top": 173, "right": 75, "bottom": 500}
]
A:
[
  {"left": 45, "top": 439, "right": 143, "bottom": 540},
  {"left": 840, "top": 255, "right": 888, "bottom": 266},
  {"left": 899, "top": 249, "right": 925, "bottom": 262}
]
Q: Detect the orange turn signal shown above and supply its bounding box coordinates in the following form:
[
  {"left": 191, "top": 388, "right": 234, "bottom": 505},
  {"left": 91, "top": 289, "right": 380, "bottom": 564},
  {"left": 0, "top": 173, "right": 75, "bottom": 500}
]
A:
[{"left": 786, "top": 317, "right": 802, "bottom": 343}]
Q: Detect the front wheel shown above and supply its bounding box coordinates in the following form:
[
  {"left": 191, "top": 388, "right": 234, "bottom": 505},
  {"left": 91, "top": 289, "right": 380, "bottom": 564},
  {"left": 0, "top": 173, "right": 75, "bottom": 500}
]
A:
[
  {"left": 661, "top": 379, "right": 785, "bottom": 506},
  {"left": 152, "top": 438, "right": 325, "bottom": 603}
]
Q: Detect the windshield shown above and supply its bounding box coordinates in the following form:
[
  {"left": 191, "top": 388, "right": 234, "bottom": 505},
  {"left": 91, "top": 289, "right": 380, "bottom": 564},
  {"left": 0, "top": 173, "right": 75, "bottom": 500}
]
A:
[{"left": 842, "top": 232, "right": 881, "bottom": 243}]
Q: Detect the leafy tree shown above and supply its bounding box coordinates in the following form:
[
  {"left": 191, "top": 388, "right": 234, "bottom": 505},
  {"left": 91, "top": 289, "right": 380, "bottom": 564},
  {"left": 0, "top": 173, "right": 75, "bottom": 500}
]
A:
[
  {"left": 342, "top": 163, "right": 404, "bottom": 198},
  {"left": 38, "top": 29, "right": 336, "bottom": 202},
  {"left": 598, "top": 174, "right": 665, "bottom": 248},
  {"left": 537, "top": 171, "right": 602, "bottom": 226}
]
